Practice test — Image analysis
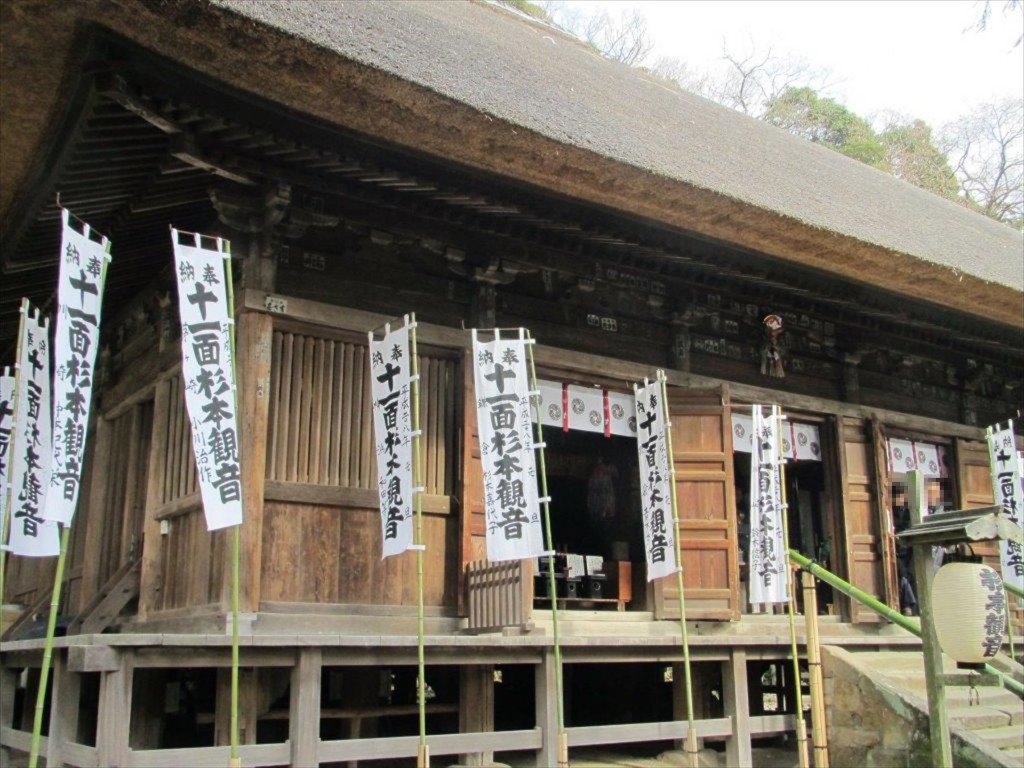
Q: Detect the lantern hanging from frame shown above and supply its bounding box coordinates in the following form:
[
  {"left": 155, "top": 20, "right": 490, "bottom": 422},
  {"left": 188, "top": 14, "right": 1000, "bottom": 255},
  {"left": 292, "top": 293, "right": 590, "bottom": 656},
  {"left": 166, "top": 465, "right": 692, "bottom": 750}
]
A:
[{"left": 931, "top": 562, "right": 1006, "bottom": 667}]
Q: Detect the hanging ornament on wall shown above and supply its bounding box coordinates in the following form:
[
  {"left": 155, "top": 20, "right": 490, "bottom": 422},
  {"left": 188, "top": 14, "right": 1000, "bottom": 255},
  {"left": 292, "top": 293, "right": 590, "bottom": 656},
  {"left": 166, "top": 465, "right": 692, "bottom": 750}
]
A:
[
  {"left": 760, "top": 314, "right": 786, "bottom": 378},
  {"left": 932, "top": 562, "right": 1006, "bottom": 667}
]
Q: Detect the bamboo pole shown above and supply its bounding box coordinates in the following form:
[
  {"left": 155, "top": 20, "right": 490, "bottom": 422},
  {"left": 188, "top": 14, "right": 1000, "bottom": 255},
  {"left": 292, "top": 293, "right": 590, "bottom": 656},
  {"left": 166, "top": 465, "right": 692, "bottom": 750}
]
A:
[
  {"left": 657, "top": 370, "right": 699, "bottom": 768},
  {"left": 801, "top": 570, "right": 830, "bottom": 768},
  {"left": 524, "top": 329, "right": 568, "bottom": 768},
  {"left": 409, "top": 314, "right": 429, "bottom": 768},
  {"left": 0, "top": 301, "right": 28, "bottom": 619},
  {"left": 774, "top": 406, "right": 809, "bottom": 768},
  {"left": 224, "top": 241, "right": 242, "bottom": 768},
  {"left": 28, "top": 524, "right": 70, "bottom": 768}
]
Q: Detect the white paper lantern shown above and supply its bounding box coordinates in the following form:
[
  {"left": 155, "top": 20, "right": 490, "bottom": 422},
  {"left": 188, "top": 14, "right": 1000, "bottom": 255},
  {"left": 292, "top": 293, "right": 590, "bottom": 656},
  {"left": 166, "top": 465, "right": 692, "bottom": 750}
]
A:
[{"left": 932, "top": 563, "right": 1006, "bottom": 665}]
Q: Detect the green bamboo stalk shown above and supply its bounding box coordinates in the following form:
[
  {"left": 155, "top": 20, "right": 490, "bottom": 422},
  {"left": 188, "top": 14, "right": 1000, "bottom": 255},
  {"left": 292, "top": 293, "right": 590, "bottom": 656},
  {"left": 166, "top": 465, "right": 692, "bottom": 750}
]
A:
[
  {"left": 656, "top": 371, "right": 699, "bottom": 768},
  {"left": 524, "top": 329, "right": 568, "bottom": 767},
  {"left": 774, "top": 407, "right": 809, "bottom": 768},
  {"left": 28, "top": 524, "right": 70, "bottom": 768},
  {"left": 788, "top": 549, "right": 1024, "bottom": 698},
  {"left": 1007, "top": 581, "right": 1024, "bottom": 600},
  {"left": 223, "top": 240, "right": 242, "bottom": 766},
  {"left": 409, "top": 314, "right": 429, "bottom": 768}
]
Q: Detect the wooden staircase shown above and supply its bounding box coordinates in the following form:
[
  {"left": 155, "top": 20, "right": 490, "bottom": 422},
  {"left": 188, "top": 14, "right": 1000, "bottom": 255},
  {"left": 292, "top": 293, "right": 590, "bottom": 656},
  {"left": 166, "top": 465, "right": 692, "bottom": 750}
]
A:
[{"left": 68, "top": 556, "right": 141, "bottom": 635}]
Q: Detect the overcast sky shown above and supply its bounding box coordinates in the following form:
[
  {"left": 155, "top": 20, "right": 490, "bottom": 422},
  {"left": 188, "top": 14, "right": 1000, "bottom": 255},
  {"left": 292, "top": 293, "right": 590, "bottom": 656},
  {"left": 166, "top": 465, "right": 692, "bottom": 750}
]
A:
[{"left": 556, "top": 0, "right": 1024, "bottom": 127}]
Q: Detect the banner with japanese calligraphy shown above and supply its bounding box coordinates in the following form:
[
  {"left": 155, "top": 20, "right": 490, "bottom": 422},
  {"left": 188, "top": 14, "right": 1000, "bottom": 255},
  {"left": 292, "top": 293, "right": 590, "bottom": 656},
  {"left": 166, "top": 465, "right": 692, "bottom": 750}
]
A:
[
  {"left": 0, "top": 369, "right": 14, "bottom": 544},
  {"left": 43, "top": 211, "right": 110, "bottom": 525},
  {"left": 472, "top": 331, "right": 544, "bottom": 562},
  {"left": 172, "top": 231, "right": 242, "bottom": 531},
  {"left": 987, "top": 423, "right": 1023, "bottom": 595},
  {"left": 7, "top": 307, "right": 60, "bottom": 556},
  {"left": 634, "top": 381, "right": 678, "bottom": 581},
  {"left": 369, "top": 323, "right": 414, "bottom": 559},
  {"left": 748, "top": 405, "right": 788, "bottom": 605}
]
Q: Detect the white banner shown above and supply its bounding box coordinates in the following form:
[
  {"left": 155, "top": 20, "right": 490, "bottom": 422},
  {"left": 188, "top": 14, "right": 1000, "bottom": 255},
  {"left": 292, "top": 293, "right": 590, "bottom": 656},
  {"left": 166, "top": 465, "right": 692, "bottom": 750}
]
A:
[
  {"left": 887, "top": 438, "right": 917, "bottom": 474},
  {"left": 44, "top": 210, "right": 110, "bottom": 524},
  {"left": 535, "top": 379, "right": 565, "bottom": 429},
  {"left": 7, "top": 307, "right": 60, "bottom": 556},
  {"left": 369, "top": 322, "right": 414, "bottom": 558},
  {"left": 987, "top": 423, "right": 1023, "bottom": 594},
  {"left": 172, "top": 231, "right": 242, "bottom": 531},
  {"left": 748, "top": 405, "right": 789, "bottom": 605},
  {"left": 608, "top": 391, "right": 637, "bottom": 437},
  {"left": 635, "top": 381, "right": 678, "bottom": 581},
  {"left": 792, "top": 422, "right": 822, "bottom": 462},
  {"left": 0, "top": 370, "right": 14, "bottom": 545},
  {"left": 732, "top": 413, "right": 754, "bottom": 453},
  {"left": 472, "top": 331, "right": 544, "bottom": 562},
  {"left": 567, "top": 384, "right": 605, "bottom": 434},
  {"left": 914, "top": 442, "right": 942, "bottom": 478},
  {"left": 732, "top": 413, "right": 820, "bottom": 462}
]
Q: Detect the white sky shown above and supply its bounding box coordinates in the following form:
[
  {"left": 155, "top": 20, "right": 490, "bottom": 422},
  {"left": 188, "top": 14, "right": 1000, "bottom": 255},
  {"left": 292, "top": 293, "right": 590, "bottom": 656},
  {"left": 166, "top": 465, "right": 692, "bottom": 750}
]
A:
[{"left": 556, "top": 0, "right": 1024, "bottom": 127}]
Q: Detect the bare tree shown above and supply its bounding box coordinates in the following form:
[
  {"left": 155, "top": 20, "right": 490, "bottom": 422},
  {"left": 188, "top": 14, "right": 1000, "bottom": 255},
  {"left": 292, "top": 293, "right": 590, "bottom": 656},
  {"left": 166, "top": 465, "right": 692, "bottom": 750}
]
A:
[
  {"left": 714, "top": 42, "right": 835, "bottom": 118},
  {"left": 648, "top": 54, "right": 716, "bottom": 97},
  {"left": 543, "top": 2, "right": 654, "bottom": 66},
  {"left": 941, "top": 98, "right": 1024, "bottom": 226}
]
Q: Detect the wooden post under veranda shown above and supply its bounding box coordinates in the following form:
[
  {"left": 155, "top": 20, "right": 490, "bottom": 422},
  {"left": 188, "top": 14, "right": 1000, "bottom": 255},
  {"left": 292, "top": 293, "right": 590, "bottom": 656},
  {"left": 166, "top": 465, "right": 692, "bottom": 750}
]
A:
[{"left": 801, "top": 569, "right": 830, "bottom": 768}]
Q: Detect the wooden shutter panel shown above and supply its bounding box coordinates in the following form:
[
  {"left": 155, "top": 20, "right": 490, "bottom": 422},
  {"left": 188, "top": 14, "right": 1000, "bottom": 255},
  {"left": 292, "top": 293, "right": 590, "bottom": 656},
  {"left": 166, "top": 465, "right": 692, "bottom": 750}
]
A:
[
  {"left": 835, "top": 417, "right": 890, "bottom": 622},
  {"left": 654, "top": 385, "right": 739, "bottom": 621},
  {"left": 954, "top": 438, "right": 1000, "bottom": 571}
]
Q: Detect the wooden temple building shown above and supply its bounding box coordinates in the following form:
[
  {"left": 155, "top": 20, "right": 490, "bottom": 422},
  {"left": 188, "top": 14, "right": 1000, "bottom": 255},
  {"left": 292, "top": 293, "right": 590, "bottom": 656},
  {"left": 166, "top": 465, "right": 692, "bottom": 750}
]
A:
[{"left": 1, "top": 1, "right": 1022, "bottom": 766}]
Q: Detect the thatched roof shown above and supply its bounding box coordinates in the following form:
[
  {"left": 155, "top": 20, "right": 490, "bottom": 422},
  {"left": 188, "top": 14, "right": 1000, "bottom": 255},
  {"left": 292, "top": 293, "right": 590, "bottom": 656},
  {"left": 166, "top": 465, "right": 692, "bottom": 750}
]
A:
[
  {"left": 216, "top": 0, "right": 1023, "bottom": 293},
  {"left": 1, "top": 0, "right": 1021, "bottom": 327}
]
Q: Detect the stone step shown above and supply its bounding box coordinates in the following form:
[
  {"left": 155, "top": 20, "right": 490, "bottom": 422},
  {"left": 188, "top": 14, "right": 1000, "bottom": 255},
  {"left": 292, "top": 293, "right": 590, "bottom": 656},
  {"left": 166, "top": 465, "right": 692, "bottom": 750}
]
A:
[
  {"left": 944, "top": 686, "right": 1022, "bottom": 709},
  {"left": 948, "top": 705, "right": 1016, "bottom": 730},
  {"left": 973, "top": 725, "right": 1024, "bottom": 750},
  {"left": 999, "top": 749, "right": 1024, "bottom": 765}
]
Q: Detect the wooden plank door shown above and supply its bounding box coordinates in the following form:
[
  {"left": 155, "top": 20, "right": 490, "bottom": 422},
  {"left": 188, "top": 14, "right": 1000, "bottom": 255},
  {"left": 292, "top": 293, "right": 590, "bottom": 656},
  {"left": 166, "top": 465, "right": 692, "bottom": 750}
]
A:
[
  {"left": 654, "top": 385, "right": 739, "bottom": 621},
  {"left": 870, "top": 421, "right": 899, "bottom": 613},
  {"left": 954, "top": 438, "right": 1000, "bottom": 571},
  {"left": 835, "top": 416, "right": 889, "bottom": 622}
]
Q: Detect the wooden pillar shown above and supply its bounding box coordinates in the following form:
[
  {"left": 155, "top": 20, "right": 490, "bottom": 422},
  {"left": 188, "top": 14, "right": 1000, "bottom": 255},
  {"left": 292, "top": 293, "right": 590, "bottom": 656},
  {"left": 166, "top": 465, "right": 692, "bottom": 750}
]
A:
[
  {"left": 47, "top": 651, "right": 81, "bottom": 767},
  {"left": 723, "top": 649, "right": 752, "bottom": 768},
  {"left": 215, "top": 667, "right": 258, "bottom": 747},
  {"left": 220, "top": 308, "right": 273, "bottom": 613},
  {"left": 79, "top": 416, "right": 113, "bottom": 608},
  {"left": 470, "top": 282, "right": 497, "bottom": 328},
  {"left": 138, "top": 379, "right": 171, "bottom": 620},
  {"left": 289, "top": 648, "right": 322, "bottom": 768},
  {"left": 459, "top": 664, "right": 495, "bottom": 766},
  {"left": 908, "top": 471, "right": 952, "bottom": 768},
  {"left": 840, "top": 352, "right": 861, "bottom": 404},
  {"left": 669, "top": 315, "right": 693, "bottom": 373},
  {"left": 96, "top": 652, "right": 132, "bottom": 768},
  {"left": 535, "top": 651, "right": 559, "bottom": 768}
]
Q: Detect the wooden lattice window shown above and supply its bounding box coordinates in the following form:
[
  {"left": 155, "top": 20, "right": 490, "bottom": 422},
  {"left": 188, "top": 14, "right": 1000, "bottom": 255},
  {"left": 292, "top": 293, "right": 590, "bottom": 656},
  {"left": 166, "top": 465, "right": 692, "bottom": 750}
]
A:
[{"left": 265, "top": 329, "right": 458, "bottom": 495}]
